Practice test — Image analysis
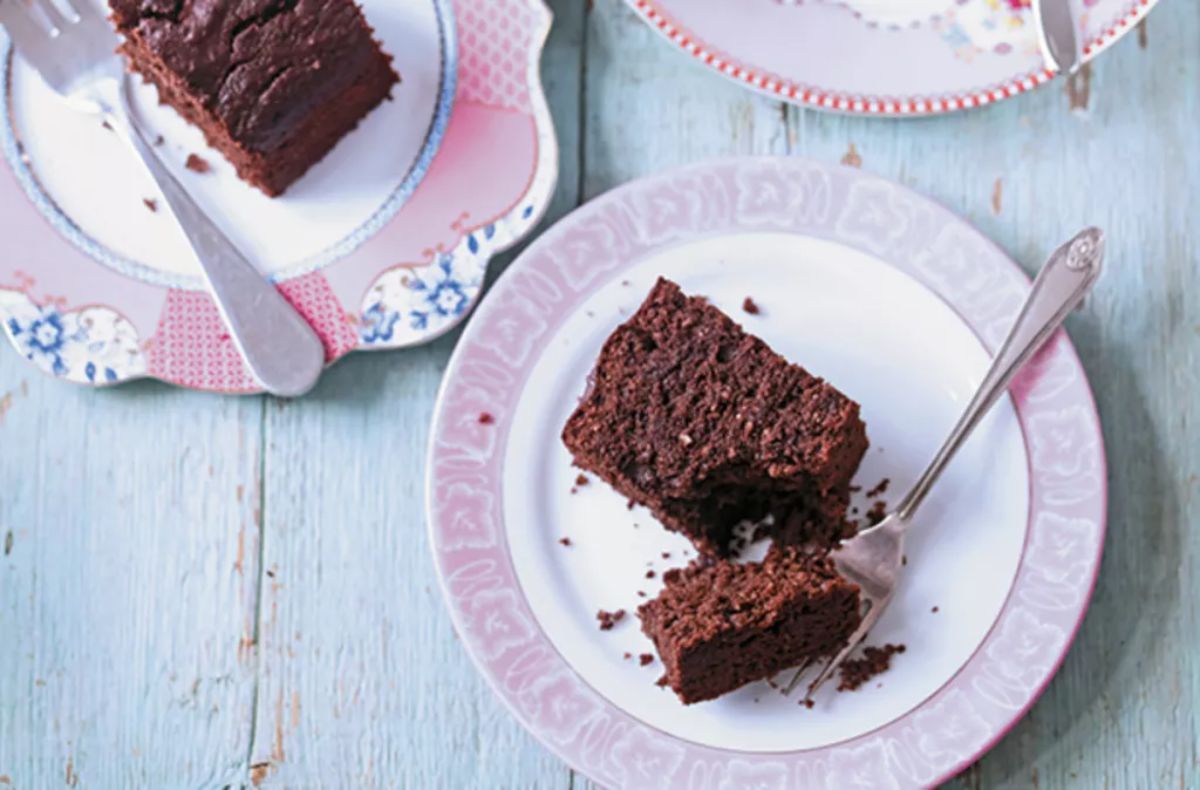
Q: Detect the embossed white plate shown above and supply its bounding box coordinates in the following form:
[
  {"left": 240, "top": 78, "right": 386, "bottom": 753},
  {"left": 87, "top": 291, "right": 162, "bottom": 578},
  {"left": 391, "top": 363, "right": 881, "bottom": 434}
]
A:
[{"left": 427, "top": 158, "right": 1106, "bottom": 787}]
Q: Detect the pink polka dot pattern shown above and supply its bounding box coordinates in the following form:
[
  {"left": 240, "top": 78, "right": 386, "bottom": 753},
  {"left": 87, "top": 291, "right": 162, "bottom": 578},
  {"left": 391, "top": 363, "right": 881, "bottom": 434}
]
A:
[
  {"left": 148, "top": 289, "right": 258, "bottom": 392},
  {"left": 148, "top": 273, "right": 355, "bottom": 391},
  {"left": 457, "top": 0, "right": 541, "bottom": 112},
  {"left": 277, "top": 272, "right": 361, "bottom": 362}
]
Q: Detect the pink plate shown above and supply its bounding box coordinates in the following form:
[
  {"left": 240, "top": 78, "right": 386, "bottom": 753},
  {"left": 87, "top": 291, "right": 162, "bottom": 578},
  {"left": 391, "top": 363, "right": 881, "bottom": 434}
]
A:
[
  {"left": 0, "top": 0, "right": 556, "bottom": 392},
  {"left": 627, "top": 0, "right": 1158, "bottom": 116},
  {"left": 427, "top": 158, "right": 1107, "bottom": 787}
]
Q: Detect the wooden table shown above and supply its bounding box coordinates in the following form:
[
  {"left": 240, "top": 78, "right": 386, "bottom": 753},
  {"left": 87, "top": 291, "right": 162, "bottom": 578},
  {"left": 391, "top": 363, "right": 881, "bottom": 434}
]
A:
[{"left": 1, "top": 1, "right": 1196, "bottom": 787}]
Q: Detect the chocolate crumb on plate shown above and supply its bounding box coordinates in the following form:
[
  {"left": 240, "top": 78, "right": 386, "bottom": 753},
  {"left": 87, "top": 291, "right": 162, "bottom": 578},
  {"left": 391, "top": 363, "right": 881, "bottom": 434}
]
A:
[
  {"left": 575, "top": 474, "right": 589, "bottom": 486},
  {"left": 837, "top": 644, "right": 906, "bottom": 692},
  {"left": 639, "top": 653, "right": 655, "bottom": 666},
  {"left": 185, "top": 153, "right": 211, "bottom": 174},
  {"left": 142, "top": 198, "right": 157, "bottom": 213},
  {"left": 866, "top": 500, "right": 888, "bottom": 526},
  {"left": 623, "top": 652, "right": 632, "bottom": 660},
  {"left": 742, "top": 297, "right": 761, "bottom": 315},
  {"left": 596, "top": 609, "right": 625, "bottom": 631},
  {"left": 661, "top": 552, "right": 671, "bottom": 559},
  {"left": 645, "top": 570, "right": 656, "bottom": 579},
  {"left": 478, "top": 412, "right": 495, "bottom": 425},
  {"left": 931, "top": 606, "right": 939, "bottom": 613},
  {"left": 559, "top": 537, "right": 572, "bottom": 547},
  {"left": 865, "top": 478, "right": 891, "bottom": 498}
]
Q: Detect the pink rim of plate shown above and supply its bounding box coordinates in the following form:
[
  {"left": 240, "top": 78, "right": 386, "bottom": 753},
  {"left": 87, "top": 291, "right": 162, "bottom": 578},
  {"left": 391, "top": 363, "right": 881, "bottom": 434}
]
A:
[
  {"left": 627, "top": 0, "right": 1158, "bottom": 116},
  {"left": 427, "top": 157, "right": 1108, "bottom": 788},
  {"left": 0, "top": 0, "right": 558, "bottom": 393}
]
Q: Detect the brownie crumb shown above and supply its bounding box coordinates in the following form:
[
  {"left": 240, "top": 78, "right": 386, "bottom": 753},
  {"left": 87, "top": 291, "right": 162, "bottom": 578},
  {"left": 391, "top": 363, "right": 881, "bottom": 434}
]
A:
[
  {"left": 142, "top": 198, "right": 158, "bottom": 213},
  {"left": 636, "top": 591, "right": 646, "bottom": 598},
  {"left": 655, "top": 676, "right": 669, "bottom": 687},
  {"left": 639, "top": 653, "right": 655, "bottom": 666},
  {"left": 101, "top": 119, "right": 114, "bottom": 132},
  {"left": 838, "top": 644, "right": 906, "bottom": 692},
  {"left": 866, "top": 500, "right": 888, "bottom": 527},
  {"left": 621, "top": 280, "right": 631, "bottom": 287},
  {"left": 575, "top": 474, "right": 589, "bottom": 487},
  {"left": 596, "top": 609, "right": 626, "bottom": 631},
  {"left": 645, "top": 570, "right": 656, "bottom": 579},
  {"left": 478, "top": 412, "right": 495, "bottom": 425},
  {"left": 185, "top": 153, "right": 211, "bottom": 173},
  {"left": 559, "top": 537, "right": 572, "bottom": 547},
  {"left": 661, "top": 552, "right": 671, "bottom": 559},
  {"left": 802, "top": 698, "right": 815, "bottom": 709},
  {"left": 154, "top": 135, "right": 165, "bottom": 147},
  {"left": 866, "top": 478, "right": 891, "bottom": 499},
  {"left": 931, "top": 606, "right": 939, "bottom": 613},
  {"left": 623, "top": 652, "right": 632, "bottom": 660},
  {"left": 742, "top": 297, "right": 761, "bottom": 315},
  {"left": 626, "top": 500, "right": 636, "bottom": 511}
]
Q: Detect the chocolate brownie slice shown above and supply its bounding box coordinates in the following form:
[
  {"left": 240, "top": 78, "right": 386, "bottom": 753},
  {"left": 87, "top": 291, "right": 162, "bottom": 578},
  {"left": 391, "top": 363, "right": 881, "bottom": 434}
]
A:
[
  {"left": 562, "top": 278, "right": 868, "bottom": 557},
  {"left": 111, "top": 0, "right": 399, "bottom": 196},
  {"left": 638, "top": 547, "right": 862, "bottom": 705}
]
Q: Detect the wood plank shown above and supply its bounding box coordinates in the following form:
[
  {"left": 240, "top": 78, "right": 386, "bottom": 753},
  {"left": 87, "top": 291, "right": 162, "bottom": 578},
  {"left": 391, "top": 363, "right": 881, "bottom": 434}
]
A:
[
  {"left": 0, "top": 361, "right": 264, "bottom": 787},
  {"left": 244, "top": 1, "right": 588, "bottom": 786}
]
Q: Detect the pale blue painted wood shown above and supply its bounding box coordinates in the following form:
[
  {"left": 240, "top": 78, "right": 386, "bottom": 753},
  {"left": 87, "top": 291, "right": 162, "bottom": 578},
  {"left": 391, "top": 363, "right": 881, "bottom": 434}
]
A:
[{"left": 1, "top": 0, "right": 1197, "bottom": 787}]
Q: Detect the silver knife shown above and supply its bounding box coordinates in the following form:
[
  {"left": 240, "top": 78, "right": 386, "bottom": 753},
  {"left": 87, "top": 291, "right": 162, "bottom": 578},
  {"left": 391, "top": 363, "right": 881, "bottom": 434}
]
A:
[{"left": 1032, "top": 0, "right": 1082, "bottom": 74}]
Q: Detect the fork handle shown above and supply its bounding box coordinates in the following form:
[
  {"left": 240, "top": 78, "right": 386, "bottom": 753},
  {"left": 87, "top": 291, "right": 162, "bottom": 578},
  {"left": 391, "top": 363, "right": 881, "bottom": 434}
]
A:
[
  {"left": 105, "top": 83, "right": 326, "bottom": 398},
  {"left": 895, "top": 228, "right": 1105, "bottom": 522}
]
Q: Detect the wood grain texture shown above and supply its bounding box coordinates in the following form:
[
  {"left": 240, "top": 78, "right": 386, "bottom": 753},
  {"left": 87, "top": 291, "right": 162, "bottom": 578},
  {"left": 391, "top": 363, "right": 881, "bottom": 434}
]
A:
[
  {"left": 1, "top": 0, "right": 1197, "bottom": 787},
  {"left": 0, "top": 372, "right": 263, "bottom": 788}
]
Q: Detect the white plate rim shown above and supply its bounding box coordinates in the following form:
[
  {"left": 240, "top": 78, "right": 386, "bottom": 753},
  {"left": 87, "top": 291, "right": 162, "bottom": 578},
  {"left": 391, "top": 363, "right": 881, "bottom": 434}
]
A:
[{"left": 625, "top": 0, "right": 1160, "bottom": 117}]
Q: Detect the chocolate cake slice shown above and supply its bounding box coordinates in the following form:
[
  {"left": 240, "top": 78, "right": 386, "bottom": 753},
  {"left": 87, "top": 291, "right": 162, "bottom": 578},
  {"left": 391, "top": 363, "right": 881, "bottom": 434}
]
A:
[
  {"left": 638, "top": 547, "right": 862, "bottom": 705},
  {"left": 111, "top": 0, "right": 399, "bottom": 196},
  {"left": 562, "top": 278, "right": 868, "bottom": 557}
]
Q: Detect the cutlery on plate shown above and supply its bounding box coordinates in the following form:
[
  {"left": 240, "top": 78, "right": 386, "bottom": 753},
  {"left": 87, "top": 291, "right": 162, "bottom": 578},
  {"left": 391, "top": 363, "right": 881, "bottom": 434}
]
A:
[
  {"left": 1032, "top": 0, "right": 1083, "bottom": 75},
  {"left": 785, "top": 227, "right": 1105, "bottom": 700},
  {"left": 0, "top": 0, "right": 326, "bottom": 397}
]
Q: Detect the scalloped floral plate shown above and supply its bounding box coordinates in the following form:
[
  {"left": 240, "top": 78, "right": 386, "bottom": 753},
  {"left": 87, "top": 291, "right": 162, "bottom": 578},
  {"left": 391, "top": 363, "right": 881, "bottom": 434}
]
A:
[
  {"left": 427, "top": 158, "right": 1106, "bottom": 787},
  {"left": 627, "top": 0, "right": 1158, "bottom": 116},
  {"left": 0, "top": 0, "right": 557, "bottom": 392}
]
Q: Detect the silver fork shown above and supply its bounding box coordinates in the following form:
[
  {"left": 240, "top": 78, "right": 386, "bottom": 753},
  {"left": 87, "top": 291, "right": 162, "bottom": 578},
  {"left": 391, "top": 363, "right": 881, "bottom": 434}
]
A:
[
  {"left": 786, "top": 227, "right": 1105, "bottom": 701},
  {"left": 0, "top": 0, "right": 325, "bottom": 397}
]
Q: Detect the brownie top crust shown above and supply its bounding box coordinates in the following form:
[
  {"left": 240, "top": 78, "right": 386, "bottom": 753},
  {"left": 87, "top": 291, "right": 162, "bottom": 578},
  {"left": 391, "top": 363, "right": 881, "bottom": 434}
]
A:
[
  {"left": 563, "top": 278, "right": 867, "bottom": 509},
  {"left": 111, "top": 0, "right": 397, "bottom": 153}
]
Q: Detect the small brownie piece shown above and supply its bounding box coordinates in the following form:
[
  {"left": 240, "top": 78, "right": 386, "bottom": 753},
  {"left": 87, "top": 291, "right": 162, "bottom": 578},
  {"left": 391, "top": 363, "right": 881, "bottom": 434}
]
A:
[
  {"left": 111, "top": 0, "right": 399, "bottom": 196},
  {"left": 562, "top": 278, "right": 868, "bottom": 557},
  {"left": 638, "top": 547, "right": 862, "bottom": 705}
]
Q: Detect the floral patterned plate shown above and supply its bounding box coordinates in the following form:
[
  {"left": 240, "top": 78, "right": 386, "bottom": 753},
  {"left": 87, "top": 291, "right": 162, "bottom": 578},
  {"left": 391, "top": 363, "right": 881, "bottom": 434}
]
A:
[
  {"left": 427, "top": 158, "right": 1106, "bottom": 787},
  {"left": 0, "top": 0, "right": 557, "bottom": 392},
  {"left": 627, "top": 0, "right": 1158, "bottom": 115}
]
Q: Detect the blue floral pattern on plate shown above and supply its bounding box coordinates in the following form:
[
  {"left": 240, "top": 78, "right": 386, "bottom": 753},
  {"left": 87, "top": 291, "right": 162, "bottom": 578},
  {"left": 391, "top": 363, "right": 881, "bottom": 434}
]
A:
[
  {"left": 0, "top": 290, "right": 146, "bottom": 384},
  {"left": 359, "top": 209, "right": 536, "bottom": 347}
]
